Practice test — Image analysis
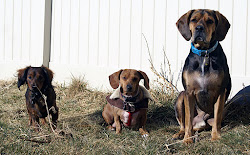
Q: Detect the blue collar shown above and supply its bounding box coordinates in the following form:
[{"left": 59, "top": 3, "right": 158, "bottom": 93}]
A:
[{"left": 191, "top": 41, "right": 218, "bottom": 56}]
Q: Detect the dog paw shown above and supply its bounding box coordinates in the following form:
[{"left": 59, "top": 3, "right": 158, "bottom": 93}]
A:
[
  {"left": 107, "top": 125, "right": 115, "bottom": 131},
  {"left": 172, "top": 131, "right": 185, "bottom": 140},
  {"left": 183, "top": 139, "right": 193, "bottom": 145},
  {"left": 211, "top": 133, "right": 221, "bottom": 141},
  {"left": 141, "top": 133, "right": 149, "bottom": 139},
  {"left": 183, "top": 135, "right": 194, "bottom": 144}
]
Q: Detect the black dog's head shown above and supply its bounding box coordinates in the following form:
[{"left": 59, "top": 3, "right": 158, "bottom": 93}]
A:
[
  {"left": 176, "top": 9, "right": 230, "bottom": 49},
  {"left": 17, "top": 66, "right": 54, "bottom": 93}
]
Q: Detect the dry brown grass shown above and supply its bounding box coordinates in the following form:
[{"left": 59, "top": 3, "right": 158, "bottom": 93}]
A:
[{"left": 0, "top": 79, "right": 249, "bottom": 154}]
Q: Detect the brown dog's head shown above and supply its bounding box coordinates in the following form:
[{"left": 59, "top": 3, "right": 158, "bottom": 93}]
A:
[
  {"left": 17, "top": 66, "right": 54, "bottom": 92},
  {"left": 176, "top": 9, "right": 230, "bottom": 49},
  {"left": 109, "top": 69, "right": 149, "bottom": 96}
]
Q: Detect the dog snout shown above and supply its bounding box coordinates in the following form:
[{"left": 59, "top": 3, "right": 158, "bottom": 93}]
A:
[
  {"left": 126, "top": 85, "right": 132, "bottom": 91},
  {"left": 195, "top": 25, "right": 204, "bottom": 32},
  {"left": 31, "top": 84, "right": 38, "bottom": 91}
]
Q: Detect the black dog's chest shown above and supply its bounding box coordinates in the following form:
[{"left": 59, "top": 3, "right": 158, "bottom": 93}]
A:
[
  {"left": 188, "top": 55, "right": 220, "bottom": 74},
  {"left": 183, "top": 53, "right": 225, "bottom": 90},
  {"left": 182, "top": 48, "right": 230, "bottom": 113}
]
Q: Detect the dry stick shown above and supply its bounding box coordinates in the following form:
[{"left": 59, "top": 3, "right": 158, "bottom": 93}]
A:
[
  {"left": 20, "top": 136, "right": 51, "bottom": 143},
  {"left": 165, "top": 134, "right": 199, "bottom": 150},
  {"left": 36, "top": 87, "right": 57, "bottom": 135},
  {"left": 20, "top": 134, "right": 52, "bottom": 143},
  {"left": 142, "top": 33, "right": 179, "bottom": 93}
]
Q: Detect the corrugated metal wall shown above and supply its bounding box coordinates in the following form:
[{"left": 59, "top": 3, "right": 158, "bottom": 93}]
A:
[{"left": 0, "top": 0, "right": 249, "bottom": 96}]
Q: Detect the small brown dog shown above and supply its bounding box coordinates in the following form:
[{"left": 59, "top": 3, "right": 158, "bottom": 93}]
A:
[
  {"left": 173, "top": 9, "right": 231, "bottom": 144},
  {"left": 102, "top": 69, "right": 152, "bottom": 137},
  {"left": 17, "top": 66, "right": 59, "bottom": 131}
]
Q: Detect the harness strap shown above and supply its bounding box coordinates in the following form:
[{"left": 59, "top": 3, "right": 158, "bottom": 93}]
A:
[
  {"left": 125, "top": 112, "right": 132, "bottom": 126},
  {"left": 106, "top": 95, "right": 148, "bottom": 112}
]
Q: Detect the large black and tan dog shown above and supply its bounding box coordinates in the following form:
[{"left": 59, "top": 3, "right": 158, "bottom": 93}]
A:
[
  {"left": 173, "top": 9, "right": 231, "bottom": 144},
  {"left": 17, "top": 66, "right": 59, "bottom": 131}
]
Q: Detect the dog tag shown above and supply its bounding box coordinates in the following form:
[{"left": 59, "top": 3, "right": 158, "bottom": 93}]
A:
[
  {"left": 203, "top": 51, "right": 209, "bottom": 67},
  {"left": 204, "top": 53, "right": 209, "bottom": 66}
]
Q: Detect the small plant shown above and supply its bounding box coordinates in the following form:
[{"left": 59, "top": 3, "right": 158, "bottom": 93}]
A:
[
  {"left": 68, "top": 76, "right": 88, "bottom": 97},
  {"left": 143, "top": 34, "right": 180, "bottom": 103}
]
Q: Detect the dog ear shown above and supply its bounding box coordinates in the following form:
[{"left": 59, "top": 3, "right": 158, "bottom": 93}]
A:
[
  {"left": 214, "top": 11, "right": 230, "bottom": 41},
  {"left": 17, "top": 66, "right": 30, "bottom": 89},
  {"left": 138, "top": 71, "right": 150, "bottom": 90},
  {"left": 41, "top": 66, "right": 54, "bottom": 85},
  {"left": 176, "top": 10, "right": 194, "bottom": 41},
  {"left": 109, "top": 70, "right": 123, "bottom": 89}
]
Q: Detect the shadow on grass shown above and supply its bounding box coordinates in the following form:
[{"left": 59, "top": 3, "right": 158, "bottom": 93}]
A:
[
  {"left": 59, "top": 116, "right": 93, "bottom": 130},
  {"left": 87, "top": 110, "right": 105, "bottom": 126},
  {"left": 147, "top": 104, "right": 177, "bottom": 131}
]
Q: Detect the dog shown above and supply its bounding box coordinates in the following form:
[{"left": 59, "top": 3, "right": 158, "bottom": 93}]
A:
[
  {"left": 102, "top": 69, "right": 152, "bottom": 137},
  {"left": 173, "top": 9, "right": 231, "bottom": 144},
  {"left": 17, "top": 66, "right": 59, "bottom": 131}
]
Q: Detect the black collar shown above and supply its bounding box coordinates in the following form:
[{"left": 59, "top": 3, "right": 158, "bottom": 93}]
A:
[{"left": 120, "top": 89, "right": 141, "bottom": 103}]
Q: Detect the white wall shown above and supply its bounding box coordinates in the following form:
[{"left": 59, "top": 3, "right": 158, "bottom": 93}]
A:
[
  {"left": 49, "top": 0, "right": 250, "bottom": 97},
  {"left": 0, "top": 0, "right": 46, "bottom": 79},
  {"left": 0, "top": 0, "right": 249, "bottom": 97}
]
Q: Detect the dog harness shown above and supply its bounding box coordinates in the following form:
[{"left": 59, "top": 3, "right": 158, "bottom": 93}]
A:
[
  {"left": 191, "top": 41, "right": 218, "bottom": 56},
  {"left": 106, "top": 95, "right": 148, "bottom": 126}
]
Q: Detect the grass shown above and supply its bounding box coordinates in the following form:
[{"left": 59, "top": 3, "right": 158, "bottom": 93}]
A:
[{"left": 0, "top": 79, "right": 249, "bottom": 154}]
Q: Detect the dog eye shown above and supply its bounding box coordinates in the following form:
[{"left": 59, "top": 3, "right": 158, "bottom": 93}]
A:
[
  {"left": 191, "top": 18, "right": 197, "bottom": 22},
  {"left": 206, "top": 19, "right": 214, "bottom": 24},
  {"left": 38, "top": 76, "right": 44, "bottom": 80},
  {"left": 123, "top": 76, "right": 126, "bottom": 80},
  {"left": 132, "top": 78, "right": 137, "bottom": 81},
  {"left": 28, "top": 76, "right": 32, "bottom": 79}
]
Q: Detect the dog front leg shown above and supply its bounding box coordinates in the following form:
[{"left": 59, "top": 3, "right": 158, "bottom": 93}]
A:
[
  {"left": 183, "top": 91, "right": 195, "bottom": 144},
  {"left": 139, "top": 111, "right": 149, "bottom": 138},
  {"left": 31, "top": 115, "right": 40, "bottom": 132},
  {"left": 173, "top": 91, "right": 185, "bottom": 139},
  {"left": 114, "top": 114, "right": 121, "bottom": 134},
  {"left": 50, "top": 106, "right": 59, "bottom": 129},
  {"left": 211, "top": 89, "right": 226, "bottom": 141}
]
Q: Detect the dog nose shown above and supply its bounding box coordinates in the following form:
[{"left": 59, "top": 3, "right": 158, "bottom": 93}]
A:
[
  {"left": 126, "top": 85, "right": 132, "bottom": 91},
  {"left": 195, "top": 25, "right": 204, "bottom": 32},
  {"left": 32, "top": 85, "right": 37, "bottom": 88}
]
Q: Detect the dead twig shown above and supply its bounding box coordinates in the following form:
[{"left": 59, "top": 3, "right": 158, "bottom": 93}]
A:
[
  {"left": 142, "top": 33, "right": 179, "bottom": 95},
  {"left": 36, "top": 87, "right": 57, "bottom": 134},
  {"left": 20, "top": 134, "right": 51, "bottom": 143},
  {"left": 165, "top": 134, "right": 199, "bottom": 150}
]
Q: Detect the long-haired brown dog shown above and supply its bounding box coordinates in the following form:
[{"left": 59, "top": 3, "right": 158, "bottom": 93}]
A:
[
  {"left": 17, "top": 66, "right": 59, "bottom": 131},
  {"left": 102, "top": 69, "right": 152, "bottom": 137}
]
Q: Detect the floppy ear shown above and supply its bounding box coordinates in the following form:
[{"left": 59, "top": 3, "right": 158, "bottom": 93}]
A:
[
  {"left": 138, "top": 71, "right": 150, "bottom": 90},
  {"left": 17, "top": 66, "right": 30, "bottom": 89},
  {"left": 109, "top": 70, "right": 123, "bottom": 89},
  {"left": 215, "top": 11, "right": 230, "bottom": 41},
  {"left": 41, "top": 66, "right": 54, "bottom": 85},
  {"left": 176, "top": 10, "right": 194, "bottom": 41}
]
